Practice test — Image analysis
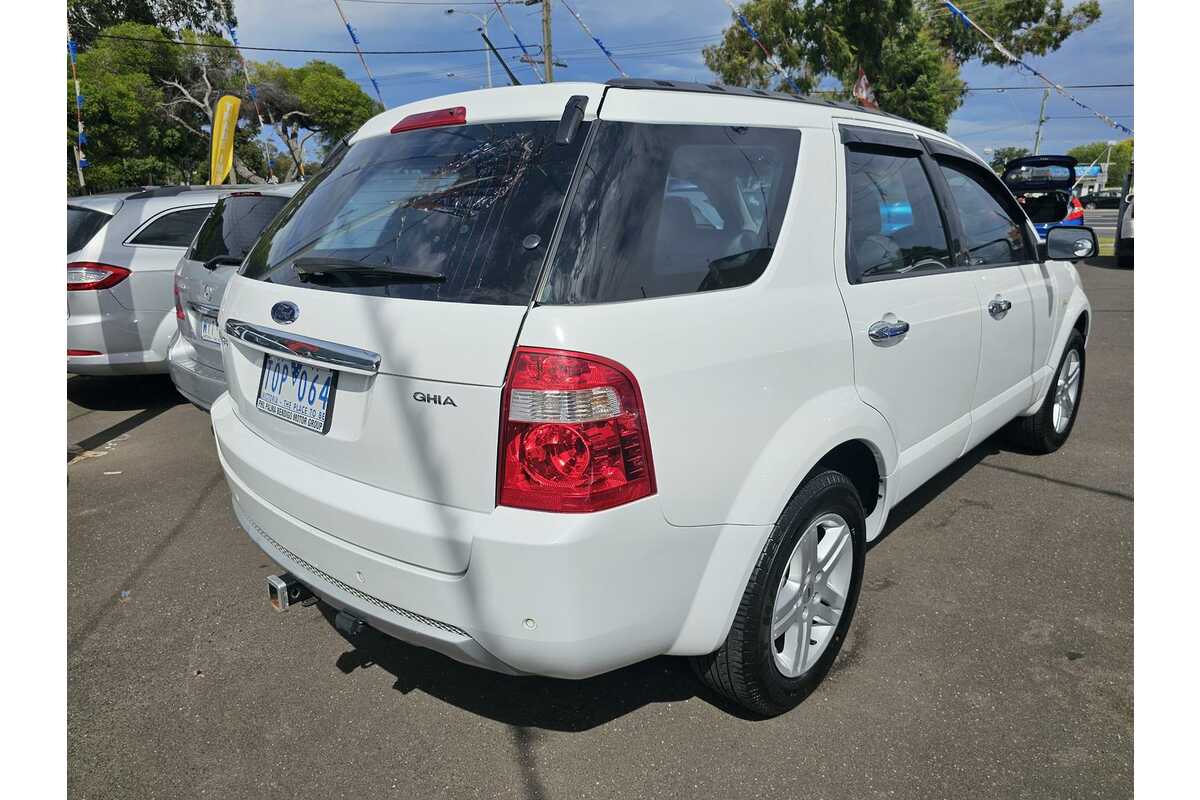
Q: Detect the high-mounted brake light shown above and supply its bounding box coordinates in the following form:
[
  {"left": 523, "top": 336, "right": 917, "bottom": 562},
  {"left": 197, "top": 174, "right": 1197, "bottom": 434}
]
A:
[
  {"left": 67, "top": 262, "right": 130, "bottom": 291},
  {"left": 1066, "top": 196, "right": 1085, "bottom": 222},
  {"left": 390, "top": 106, "right": 467, "bottom": 134},
  {"left": 498, "top": 347, "right": 656, "bottom": 513},
  {"left": 227, "top": 191, "right": 262, "bottom": 197}
]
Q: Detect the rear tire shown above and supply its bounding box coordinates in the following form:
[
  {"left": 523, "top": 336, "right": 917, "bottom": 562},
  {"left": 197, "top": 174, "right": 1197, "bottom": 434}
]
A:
[
  {"left": 1006, "top": 330, "right": 1085, "bottom": 454},
  {"left": 691, "top": 471, "right": 866, "bottom": 717}
]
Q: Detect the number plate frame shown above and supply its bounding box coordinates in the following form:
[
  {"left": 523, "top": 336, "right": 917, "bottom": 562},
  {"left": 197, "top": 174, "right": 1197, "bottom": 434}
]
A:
[
  {"left": 255, "top": 354, "right": 339, "bottom": 434},
  {"left": 199, "top": 314, "right": 221, "bottom": 344}
]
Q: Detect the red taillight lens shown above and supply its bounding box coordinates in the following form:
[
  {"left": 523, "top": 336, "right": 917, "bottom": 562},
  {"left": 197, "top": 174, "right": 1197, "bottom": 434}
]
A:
[
  {"left": 498, "top": 347, "right": 655, "bottom": 513},
  {"left": 173, "top": 279, "right": 185, "bottom": 320},
  {"left": 67, "top": 349, "right": 101, "bottom": 356},
  {"left": 67, "top": 262, "right": 130, "bottom": 291},
  {"left": 390, "top": 106, "right": 466, "bottom": 134},
  {"left": 1066, "top": 197, "right": 1085, "bottom": 221}
]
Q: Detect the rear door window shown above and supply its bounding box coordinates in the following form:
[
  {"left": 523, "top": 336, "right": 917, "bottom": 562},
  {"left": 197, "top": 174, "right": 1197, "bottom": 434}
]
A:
[
  {"left": 844, "top": 147, "right": 953, "bottom": 282},
  {"left": 540, "top": 122, "right": 800, "bottom": 304},
  {"left": 67, "top": 206, "right": 112, "bottom": 253},
  {"left": 128, "top": 206, "right": 214, "bottom": 247},
  {"left": 188, "top": 194, "right": 290, "bottom": 264},
  {"left": 240, "top": 121, "right": 589, "bottom": 305}
]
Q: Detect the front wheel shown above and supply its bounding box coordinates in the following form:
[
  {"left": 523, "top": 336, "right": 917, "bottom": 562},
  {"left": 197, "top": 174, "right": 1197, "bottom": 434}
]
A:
[
  {"left": 1006, "top": 329, "right": 1085, "bottom": 453},
  {"left": 691, "top": 471, "right": 866, "bottom": 717}
]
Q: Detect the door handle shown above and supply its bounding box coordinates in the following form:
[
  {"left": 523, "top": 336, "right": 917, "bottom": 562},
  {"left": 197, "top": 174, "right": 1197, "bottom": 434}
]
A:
[
  {"left": 868, "top": 319, "right": 910, "bottom": 342},
  {"left": 988, "top": 298, "right": 1013, "bottom": 319}
]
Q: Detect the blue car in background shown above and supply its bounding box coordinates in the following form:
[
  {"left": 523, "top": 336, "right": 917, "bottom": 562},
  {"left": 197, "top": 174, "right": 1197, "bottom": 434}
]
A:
[{"left": 1002, "top": 155, "right": 1085, "bottom": 238}]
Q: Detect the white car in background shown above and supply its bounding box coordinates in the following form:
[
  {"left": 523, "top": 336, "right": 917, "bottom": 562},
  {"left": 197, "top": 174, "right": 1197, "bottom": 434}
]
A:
[
  {"left": 67, "top": 186, "right": 253, "bottom": 375},
  {"left": 170, "top": 184, "right": 301, "bottom": 408},
  {"left": 213, "top": 80, "right": 1094, "bottom": 717}
]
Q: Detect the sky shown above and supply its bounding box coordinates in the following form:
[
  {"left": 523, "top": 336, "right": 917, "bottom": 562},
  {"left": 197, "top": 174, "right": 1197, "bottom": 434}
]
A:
[{"left": 231, "top": 0, "right": 1133, "bottom": 159}]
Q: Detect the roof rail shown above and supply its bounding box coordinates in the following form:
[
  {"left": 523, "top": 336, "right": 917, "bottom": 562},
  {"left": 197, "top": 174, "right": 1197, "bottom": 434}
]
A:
[
  {"left": 604, "top": 77, "right": 902, "bottom": 120},
  {"left": 126, "top": 183, "right": 264, "bottom": 200}
]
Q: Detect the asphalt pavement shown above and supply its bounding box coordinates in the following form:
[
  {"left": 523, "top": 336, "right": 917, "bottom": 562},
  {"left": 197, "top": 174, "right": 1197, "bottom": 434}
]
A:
[{"left": 67, "top": 258, "right": 1133, "bottom": 800}]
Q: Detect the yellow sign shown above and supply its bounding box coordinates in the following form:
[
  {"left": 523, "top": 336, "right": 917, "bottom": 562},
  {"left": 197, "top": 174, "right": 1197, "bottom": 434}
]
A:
[{"left": 209, "top": 95, "right": 242, "bottom": 185}]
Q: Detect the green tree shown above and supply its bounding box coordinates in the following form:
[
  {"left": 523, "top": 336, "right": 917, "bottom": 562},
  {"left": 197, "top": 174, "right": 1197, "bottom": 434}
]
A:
[
  {"left": 68, "top": 0, "right": 234, "bottom": 48},
  {"left": 704, "top": 1, "right": 1102, "bottom": 131},
  {"left": 990, "top": 145, "right": 1030, "bottom": 172},
  {"left": 1067, "top": 138, "right": 1133, "bottom": 188},
  {"left": 252, "top": 60, "right": 383, "bottom": 181}
]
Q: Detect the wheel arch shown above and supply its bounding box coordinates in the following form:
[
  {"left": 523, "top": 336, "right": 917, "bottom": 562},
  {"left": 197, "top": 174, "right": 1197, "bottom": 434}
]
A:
[{"left": 668, "top": 391, "right": 897, "bottom": 656}]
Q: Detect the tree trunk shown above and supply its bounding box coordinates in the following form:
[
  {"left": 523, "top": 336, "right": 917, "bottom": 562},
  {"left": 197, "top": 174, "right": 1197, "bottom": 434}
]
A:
[{"left": 233, "top": 154, "right": 266, "bottom": 184}]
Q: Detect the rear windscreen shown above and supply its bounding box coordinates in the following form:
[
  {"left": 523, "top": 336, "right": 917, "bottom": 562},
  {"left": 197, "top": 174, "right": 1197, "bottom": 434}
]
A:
[
  {"left": 1003, "top": 164, "right": 1072, "bottom": 187},
  {"left": 240, "top": 121, "right": 589, "bottom": 305},
  {"left": 188, "top": 194, "right": 289, "bottom": 264},
  {"left": 67, "top": 206, "right": 112, "bottom": 253},
  {"left": 540, "top": 122, "right": 800, "bottom": 304}
]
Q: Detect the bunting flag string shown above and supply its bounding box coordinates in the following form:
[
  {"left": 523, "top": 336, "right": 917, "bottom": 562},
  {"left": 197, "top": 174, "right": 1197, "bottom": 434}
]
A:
[
  {"left": 722, "top": 0, "right": 802, "bottom": 94},
  {"left": 68, "top": 38, "right": 87, "bottom": 189},
  {"left": 492, "top": 0, "right": 543, "bottom": 82},
  {"left": 331, "top": 0, "right": 387, "bottom": 105},
  {"left": 943, "top": 1, "right": 1133, "bottom": 136},
  {"left": 223, "top": 16, "right": 277, "bottom": 181},
  {"left": 558, "top": 0, "right": 626, "bottom": 78}
]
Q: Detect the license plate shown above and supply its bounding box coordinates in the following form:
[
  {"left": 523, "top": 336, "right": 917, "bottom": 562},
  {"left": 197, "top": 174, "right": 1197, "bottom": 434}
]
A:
[
  {"left": 199, "top": 315, "right": 221, "bottom": 344},
  {"left": 256, "top": 354, "right": 338, "bottom": 434}
]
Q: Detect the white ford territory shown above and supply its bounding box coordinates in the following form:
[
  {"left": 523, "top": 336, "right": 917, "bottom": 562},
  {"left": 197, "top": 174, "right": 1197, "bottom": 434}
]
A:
[{"left": 212, "top": 80, "right": 1094, "bottom": 716}]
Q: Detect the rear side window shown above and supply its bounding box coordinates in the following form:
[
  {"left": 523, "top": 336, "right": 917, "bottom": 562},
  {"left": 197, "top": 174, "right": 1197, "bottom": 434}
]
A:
[
  {"left": 845, "top": 148, "right": 953, "bottom": 282},
  {"left": 540, "top": 122, "right": 800, "bottom": 304},
  {"left": 67, "top": 206, "right": 112, "bottom": 253},
  {"left": 241, "top": 121, "right": 589, "bottom": 305},
  {"left": 188, "top": 195, "right": 289, "bottom": 264},
  {"left": 128, "top": 206, "right": 213, "bottom": 247},
  {"left": 937, "top": 160, "right": 1032, "bottom": 266}
]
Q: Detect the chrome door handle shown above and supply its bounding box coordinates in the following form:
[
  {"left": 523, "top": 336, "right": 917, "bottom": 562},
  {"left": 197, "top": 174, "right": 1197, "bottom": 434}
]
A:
[
  {"left": 988, "top": 298, "right": 1013, "bottom": 319},
  {"left": 868, "top": 319, "right": 910, "bottom": 342}
]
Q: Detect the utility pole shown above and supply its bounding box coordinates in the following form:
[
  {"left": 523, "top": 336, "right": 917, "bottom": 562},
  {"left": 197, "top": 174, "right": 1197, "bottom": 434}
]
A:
[
  {"left": 1033, "top": 88, "right": 1049, "bottom": 155},
  {"left": 542, "top": 0, "right": 554, "bottom": 82}
]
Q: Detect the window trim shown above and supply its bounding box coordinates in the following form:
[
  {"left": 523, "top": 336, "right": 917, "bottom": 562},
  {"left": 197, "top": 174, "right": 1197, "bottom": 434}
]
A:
[
  {"left": 925, "top": 149, "right": 1039, "bottom": 269},
  {"left": 842, "top": 138, "right": 963, "bottom": 286},
  {"left": 123, "top": 203, "right": 216, "bottom": 249}
]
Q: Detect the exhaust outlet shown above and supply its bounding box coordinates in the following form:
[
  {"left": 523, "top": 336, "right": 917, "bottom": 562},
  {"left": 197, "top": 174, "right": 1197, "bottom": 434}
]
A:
[{"left": 267, "top": 573, "right": 312, "bottom": 612}]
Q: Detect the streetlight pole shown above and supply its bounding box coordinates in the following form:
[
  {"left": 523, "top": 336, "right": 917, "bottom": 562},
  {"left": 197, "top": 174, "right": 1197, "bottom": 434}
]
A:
[{"left": 445, "top": 7, "right": 497, "bottom": 88}]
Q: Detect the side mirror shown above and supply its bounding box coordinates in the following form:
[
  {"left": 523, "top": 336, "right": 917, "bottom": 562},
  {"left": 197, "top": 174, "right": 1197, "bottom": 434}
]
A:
[{"left": 1043, "top": 225, "right": 1098, "bottom": 262}]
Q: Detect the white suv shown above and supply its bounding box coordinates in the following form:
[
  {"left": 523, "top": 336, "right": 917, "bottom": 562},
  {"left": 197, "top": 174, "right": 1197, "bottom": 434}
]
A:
[{"left": 212, "top": 80, "right": 1094, "bottom": 717}]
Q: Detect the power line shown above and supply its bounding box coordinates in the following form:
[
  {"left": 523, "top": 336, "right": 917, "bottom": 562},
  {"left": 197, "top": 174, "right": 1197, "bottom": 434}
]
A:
[
  {"left": 331, "top": 0, "right": 387, "bottom": 105},
  {"left": 91, "top": 32, "right": 528, "bottom": 54},
  {"left": 341, "top": 0, "right": 519, "bottom": 5},
  {"left": 966, "top": 83, "right": 1133, "bottom": 92}
]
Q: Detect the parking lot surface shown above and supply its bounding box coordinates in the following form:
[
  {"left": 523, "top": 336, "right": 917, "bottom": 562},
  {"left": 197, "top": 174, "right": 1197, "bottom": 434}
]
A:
[{"left": 68, "top": 259, "right": 1133, "bottom": 800}]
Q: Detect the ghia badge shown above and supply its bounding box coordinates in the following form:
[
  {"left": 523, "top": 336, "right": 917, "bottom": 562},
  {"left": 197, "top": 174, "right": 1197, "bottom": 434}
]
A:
[
  {"left": 271, "top": 301, "right": 299, "bottom": 325},
  {"left": 413, "top": 391, "right": 457, "bottom": 407}
]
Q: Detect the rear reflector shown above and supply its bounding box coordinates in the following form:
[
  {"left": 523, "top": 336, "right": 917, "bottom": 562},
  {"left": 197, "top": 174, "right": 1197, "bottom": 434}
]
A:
[
  {"left": 67, "top": 262, "right": 130, "bottom": 291},
  {"left": 68, "top": 349, "right": 101, "bottom": 356},
  {"left": 390, "top": 106, "right": 467, "bottom": 134},
  {"left": 498, "top": 347, "right": 655, "bottom": 513}
]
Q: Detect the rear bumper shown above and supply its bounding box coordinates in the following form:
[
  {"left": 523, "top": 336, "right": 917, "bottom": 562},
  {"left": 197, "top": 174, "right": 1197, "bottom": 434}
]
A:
[
  {"left": 212, "top": 393, "right": 764, "bottom": 678},
  {"left": 67, "top": 290, "right": 169, "bottom": 375},
  {"left": 167, "top": 331, "right": 226, "bottom": 410}
]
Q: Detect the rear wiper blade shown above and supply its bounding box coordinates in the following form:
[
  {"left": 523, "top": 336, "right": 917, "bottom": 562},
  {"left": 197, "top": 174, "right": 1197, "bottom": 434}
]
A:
[
  {"left": 292, "top": 256, "right": 445, "bottom": 284},
  {"left": 204, "top": 254, "right": 244, "bottom": 270}
]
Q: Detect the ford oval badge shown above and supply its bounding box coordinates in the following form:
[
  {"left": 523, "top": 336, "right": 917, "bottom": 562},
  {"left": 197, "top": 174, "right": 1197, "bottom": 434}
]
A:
[{"left": 271, "top": 301, "right": 299, "bottom": 325}]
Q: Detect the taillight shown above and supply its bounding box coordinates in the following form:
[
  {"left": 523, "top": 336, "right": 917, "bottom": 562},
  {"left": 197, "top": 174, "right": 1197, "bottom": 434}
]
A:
[
  {"left": 498, "top": 347, "right": 655, "bottom": 513},
  {"left": 67, "top": 262, "right": 130, "bottom": 291},
  {"left": 390, "top": 106, "right": 466, "bottom": 134},
  {"left": 173, "top": 278, "right": 185, "bottom": 320},
  {"left": 67, "top": 349, "right": 100, "bottom": 356},
  {"left": 1066, "top": 197, "right": 1085, "bottom": 221}
]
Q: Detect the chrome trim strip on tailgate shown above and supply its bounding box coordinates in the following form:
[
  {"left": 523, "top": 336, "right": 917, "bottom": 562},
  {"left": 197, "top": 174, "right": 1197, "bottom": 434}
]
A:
[{"left": 224, "top": 318, "right": 381, "bottom": 375}]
